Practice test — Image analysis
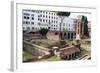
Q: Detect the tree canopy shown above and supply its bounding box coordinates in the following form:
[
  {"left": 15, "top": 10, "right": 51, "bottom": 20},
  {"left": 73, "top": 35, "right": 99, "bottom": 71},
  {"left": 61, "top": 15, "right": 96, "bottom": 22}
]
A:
[
  {"left": 57, "top": 12, "right": 70, "bottom": 17},
  {"left": 81, "top": 15, "right": 89, "bottom": 37},
  {"left": 56, "top": 12, "right": 71, "bottom": 39},
  {"left": 39, "top": 28, "right": 49, "bottom": 36}
]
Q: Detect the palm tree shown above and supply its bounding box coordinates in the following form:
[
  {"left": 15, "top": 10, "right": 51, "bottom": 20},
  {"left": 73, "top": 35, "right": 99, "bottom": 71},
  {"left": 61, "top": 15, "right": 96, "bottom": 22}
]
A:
[
  {"left": 39, "top": 28, "right": 49, "bottom": 38},
  {"left": 57, "top": 12, "right": 71, "bottom": 39},
  {"left": 81, "top": 15, "right": 89, "bottom": 38}
]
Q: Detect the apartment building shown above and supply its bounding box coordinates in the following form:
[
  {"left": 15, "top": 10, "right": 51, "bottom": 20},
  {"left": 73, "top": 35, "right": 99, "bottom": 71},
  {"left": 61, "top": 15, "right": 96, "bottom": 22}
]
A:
[
  {"left": 22, "top": 9, "right": 77, "bottom": 31},
  {"left": 22, "top": 10, "right": 60, "bottom": 32},
  {"left": 22, "top": 9, "right": 78, "bottom": 39}
]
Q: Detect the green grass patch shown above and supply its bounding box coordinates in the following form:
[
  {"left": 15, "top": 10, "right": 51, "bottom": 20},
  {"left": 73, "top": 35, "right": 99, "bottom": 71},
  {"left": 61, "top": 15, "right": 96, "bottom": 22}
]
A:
[
  {"left": 40, "top": 56, "right": 62, "bottom": 61},
  {"left": 23, "top": 51, "right": 33, "bottom": 61}
]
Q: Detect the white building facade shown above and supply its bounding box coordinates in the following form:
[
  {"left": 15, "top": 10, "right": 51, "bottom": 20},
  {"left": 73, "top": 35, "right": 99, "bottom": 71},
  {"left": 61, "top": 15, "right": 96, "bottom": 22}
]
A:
[
  {"left": 22, "top": 10, "right": 61, "bottom": 32},
  {"left": 22, "top": 9, "right": 77, "bottom": 31},
  {"left": 22, "top": 9, "right": 78, "bottom": 39},
  {"left": 61, "top": 18, "right": 77, "bottom": 31},
  {"left": 22, "top": 10, "right": 41, "bottom": 32}
]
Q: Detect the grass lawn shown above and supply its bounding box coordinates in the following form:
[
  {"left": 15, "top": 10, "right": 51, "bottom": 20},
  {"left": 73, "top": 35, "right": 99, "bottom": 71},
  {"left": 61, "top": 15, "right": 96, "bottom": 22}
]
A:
[
  {"left": 79, "top": 43, "right": 91, "bottom": 60},
  {"left": 81, "top": 43, "right": 91, "bottom": 51},
  {"left": 23, "top": 51, "right": 33, "bottom": 62},
  {"left": 23, "top": 38, "right": 91, "bottom": 61},
  {"left": 40, "top": 56, "right": 62, "bottom": 61},
  {"left": 32, "top": 39, "right": 58, "bottom": 48}
]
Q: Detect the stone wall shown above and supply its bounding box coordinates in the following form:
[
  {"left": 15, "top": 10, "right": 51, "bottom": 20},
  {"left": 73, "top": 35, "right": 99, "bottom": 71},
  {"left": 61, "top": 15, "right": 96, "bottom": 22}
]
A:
[{"left": 23, "top": 41, "right": 50, "bottom": 59}]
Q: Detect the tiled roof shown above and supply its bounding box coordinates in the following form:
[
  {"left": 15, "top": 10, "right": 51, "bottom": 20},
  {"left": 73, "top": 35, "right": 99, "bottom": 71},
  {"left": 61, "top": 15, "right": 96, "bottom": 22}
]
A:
[{"left": 60, "top": 47, "right": 80, "bottom": 55}]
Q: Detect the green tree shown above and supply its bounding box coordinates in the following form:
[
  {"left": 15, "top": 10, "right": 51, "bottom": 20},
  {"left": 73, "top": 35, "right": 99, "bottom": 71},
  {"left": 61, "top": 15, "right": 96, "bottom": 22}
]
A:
[
  {"left": 39, "top": 28, "right": 49, "bottom": 38},
  {"left": 57, "top": 12, "right": 71, "bottom": 39},
  {"left": 81, "top": 16, "right": 89, "bottom": 37}
]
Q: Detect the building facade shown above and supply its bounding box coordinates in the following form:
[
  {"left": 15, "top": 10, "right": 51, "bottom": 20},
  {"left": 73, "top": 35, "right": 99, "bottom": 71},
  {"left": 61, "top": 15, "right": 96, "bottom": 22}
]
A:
[
  {"left": 87, "top": 21, "right": 91, "bottom": 38},
  {"left": 22, "top": 10, "right": 61, "bottom": 32},
  {"left": 22, "top": 9, "right": 78, "bottom": 39}
]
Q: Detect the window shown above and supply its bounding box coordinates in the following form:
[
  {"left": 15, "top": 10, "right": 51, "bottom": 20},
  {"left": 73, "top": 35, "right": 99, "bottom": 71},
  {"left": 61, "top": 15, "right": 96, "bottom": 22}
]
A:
[
  {"left": 69, "top": 24, "right": 70, "bottom": 27},
  {"left": 22, "top": 21, "right": 26, "bottom": 24},
  {"left": 38, "top": 23, "right": 41, "bottom": 25},
  {"left": 25, "top": 21, "right": 30, "bottom": 24},
  {"left": 38, "top": 18, "right": 40, "bottom": 21},
  {"left": 54, "top": 21, "right": 55, "bottom": 23},
  {"left": 56, "top": 21, "right": 58, "bottom": 23},
  {"left": 32, "top": 17, "right": 34, "bottom": 20},
  {"left": 27, "top": 27, "right": 30, "bottom": 30},
  {"left": 31, "top": 14, "right": 34, "bottom": 16},
  {"left": 24, "top": 16, "right": 26, "bottom": 19},
  {"left": 37, "top": 11, "right": 40, "bottom": 13},
  {"left": 23, "top": 27, "right": 25, "bottom": 30},
  {"left": 43, "top": 15, "right": 45, "bottom": 17},
  {"left": 69, "top": 28, "right": 70, "bottom": 30},
  {"left": 52, "top": 20, "right": 53, "bottom": 23},
  {"left": 32, "top": 27, "right": 34, "bottom": 30},
  {"left": 23, "top": 13, "right": 29, "bottom": 16},
  {"left": 46, "top": 12, "right": 47, "bottom": 14},
  {"left": 31, "top": 22, "right": 34, "bottom": 25},
  {"left": 40, "top": 15, "right": 42, "bottom": 17},
  {"left": 49, "top": 20, "right": 50, "bottom": 23},
  {"left": 48, "top": 27, "right": 50, "bottom": 29},
  {"left": 63, "top": 28, "right": 65, "bottom": 31},
  {"left": 46, "top": 15, "right": 47, "bottom": 18},
  {"left": 27, "top": 17, "right": 29, "bottom": 19},
  {"left": 66, "top": 24, "right": 67, "bottom": 26},
  {"left": 63, "top": 23, "right": 65, "bottom": 26},
  {"left": 40, "top": 19, "right": 42, "bottom": 22},
  {"left": 43, "top": 11, "right": 45, "bottom": 13},
  {"left": 46, "top": 20, "right": 47, "bottom": 22},
  {"left": 43, "top": 19, "right": 45, "bottom": 22},
  {"left": 38, "top": 15, "right": 40, "bottom": 17}
]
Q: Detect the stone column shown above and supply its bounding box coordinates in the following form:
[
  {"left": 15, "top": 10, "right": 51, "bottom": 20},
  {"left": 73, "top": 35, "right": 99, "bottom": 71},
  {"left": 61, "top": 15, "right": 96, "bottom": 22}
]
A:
[
  {"left": 72, "top": 53, "right": 74, "bottom": 58},
  {"left": 70, "top": 32, "right": 71, "bottom": 40},
  {"left": 67, "top": 54, "right": 69, "bottom": 60},
  {"left": 82, "top": 22, "right": 84, "bottom": 38},
  {"left": 66, "top": 32, "right": 68, "bottom": 39},
  {"left": 76, "top": 20, "right": 81, "bottom": 40}
]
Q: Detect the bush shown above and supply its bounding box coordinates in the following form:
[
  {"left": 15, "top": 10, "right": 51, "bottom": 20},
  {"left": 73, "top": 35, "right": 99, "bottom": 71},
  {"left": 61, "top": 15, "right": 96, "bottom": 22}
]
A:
[
  {"left": 39, "top": 28, "right": 49, "bottom": 36},
  {"left": 60, "top": 40, "right": 66, "bottom": 46}
]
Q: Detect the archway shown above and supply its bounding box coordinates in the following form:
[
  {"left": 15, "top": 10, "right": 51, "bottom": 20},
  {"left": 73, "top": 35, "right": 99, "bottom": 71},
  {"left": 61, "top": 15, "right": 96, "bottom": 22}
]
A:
[
  {"left": 69, "top": 54, "right": 71, "bottom": 60},
  {"left": 68, "top": 32, "right": 70, "bottom": 39},
  {"left": 71, "top": 33, "right": 73, "bottom": 39}
]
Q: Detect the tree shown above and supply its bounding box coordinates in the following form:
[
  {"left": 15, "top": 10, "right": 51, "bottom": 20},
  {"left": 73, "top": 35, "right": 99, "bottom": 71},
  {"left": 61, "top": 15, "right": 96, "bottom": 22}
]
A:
[
  {"left": 57, "top": 12, "right": 71, "bottom": 39},
  {"left": 81, "top": 16, "right": 89, "bottom": 37},
  {"left": 39, "top": 28, "right": 49, "bottom": 38}
]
